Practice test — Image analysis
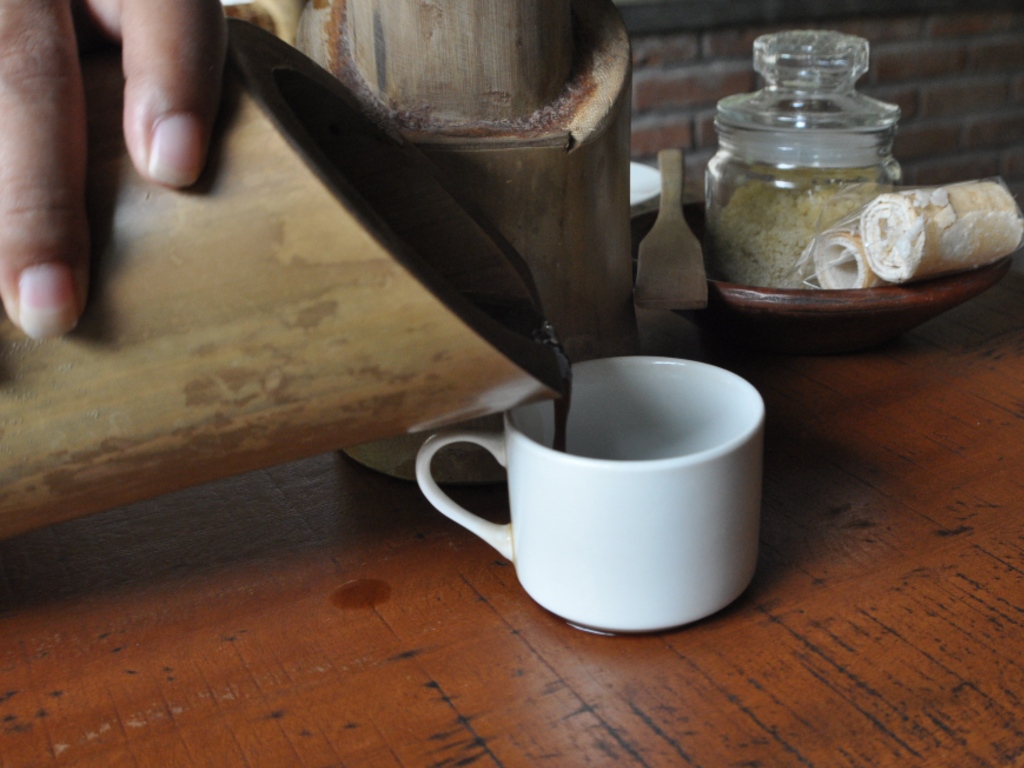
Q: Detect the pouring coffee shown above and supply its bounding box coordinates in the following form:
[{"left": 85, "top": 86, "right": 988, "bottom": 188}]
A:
[
  {"left": 0, "top": 21, "right": 566, "bottom": 539},
  {"left": 416, "top": 356, "right": 766, "bottom": 634}
]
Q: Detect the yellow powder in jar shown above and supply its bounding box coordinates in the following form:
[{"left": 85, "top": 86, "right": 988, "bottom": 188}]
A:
[{"left": 705, "top": 169, "right": 883, "bottom": 289}]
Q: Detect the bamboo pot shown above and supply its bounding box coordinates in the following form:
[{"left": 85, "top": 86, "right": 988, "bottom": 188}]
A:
[
  {"left": 298, "top": 0, "right": 636, "bottom": 480},
  {"left": 0, "top": 21, "right": 563, "bottom": 539},
  {"left": 297, "top": 0, "right": 637, "bottom": 363}
]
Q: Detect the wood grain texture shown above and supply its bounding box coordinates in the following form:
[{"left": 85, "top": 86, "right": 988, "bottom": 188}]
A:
[
  {"left": 345, "top": 0, "right": 572, "bottom": 124},
  {"left": 2, "top": 273, "right": 1022, "bottom": 766},
  {"left": 0, "top": 22, "right": 562, "bottom": 539}
]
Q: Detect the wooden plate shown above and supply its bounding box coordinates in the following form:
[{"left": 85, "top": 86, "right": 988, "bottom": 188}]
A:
[{"left": 632, "top": 207, "right": 1015, "bottom": 355}]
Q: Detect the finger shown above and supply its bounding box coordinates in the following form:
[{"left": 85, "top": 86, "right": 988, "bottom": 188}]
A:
[
  {"left": 0, "top": 0, "right": 90, "bottom": 338},
  {"left": 94, "top": 0, "right": 226, "bottom": 188}
]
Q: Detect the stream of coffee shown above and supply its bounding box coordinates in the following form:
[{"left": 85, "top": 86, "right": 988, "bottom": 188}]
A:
[
  {"left": 479, "top": 304, "right": 573, "bottom": 454},
  {"left": 553, "top": 374, "right": 572, "bottom": 453},
  {"left": 532, "top": 319, "right": 573, "bottom": 454}
]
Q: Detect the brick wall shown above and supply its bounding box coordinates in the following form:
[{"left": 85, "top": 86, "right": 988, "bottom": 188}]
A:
[{"left": 629, "top": 10, "right": 1024, "bottom": 205}]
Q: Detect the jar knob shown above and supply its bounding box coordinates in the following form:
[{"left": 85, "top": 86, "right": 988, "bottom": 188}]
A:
[{"left": 754, "top": 30, "right": 869, "bottom": 93}]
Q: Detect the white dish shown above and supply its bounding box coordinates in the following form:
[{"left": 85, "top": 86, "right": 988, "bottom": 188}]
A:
[{"left": 630, "top": 162, "right": 661, "bottom": 207}]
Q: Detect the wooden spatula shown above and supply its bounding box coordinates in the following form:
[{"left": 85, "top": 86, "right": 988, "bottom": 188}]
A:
[{"left": 633, "top": 149, "right": 708, "bottom": 310}]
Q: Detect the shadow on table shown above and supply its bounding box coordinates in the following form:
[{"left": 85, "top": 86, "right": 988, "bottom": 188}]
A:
[{"left": 0, "top": 450, "right": 440, "bottom": 612}]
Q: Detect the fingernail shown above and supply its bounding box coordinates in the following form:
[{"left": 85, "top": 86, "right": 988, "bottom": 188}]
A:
[
  {"left": 18, "top": 263, "right": 80, "bottom": 339},
  {"left": 148, "top": 113, "right": 204, "bottom": 187}
]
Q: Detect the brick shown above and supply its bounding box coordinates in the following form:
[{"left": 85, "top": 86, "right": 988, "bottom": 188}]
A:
[
  {"left": 919, "top": 78, "right": 1010, "bottom": 119},
  {"left": 684, "top": 149, "right": 715, "bottom": 204},
  {"left": 926, "top": 12, "right": 1024, "bottom": 38},
  {"left": 631, "top": 33, "right": 700, "bottom": 68},
  {"left": 893, "top": 121, "right": 963, "bottom": 160},
  {"left": 632, "top": 63, "right": 754, "bottom": 113},
  {"left": 964, "top": 110, "right": 1024, "bottom": 148},
  {"left": 969, "top": 36, "right": 1024, "bottom": 72},
  {"left": 700, "top": 28, "right": 757, "bottom": 60},
  {"left": 1004, "top": 180, "right": 1024, "bottom": 205},
  {"left": 701, "top": 25, "right": 800, "bottom": 60},
  {"left": 862, "top": 84, "right": 919, "bottom": 121},
  {"left": 695, "top": 20, "right": 911, "bottom": 62},
  {"left": 832, "top": 16, "right": 925, "bottom": 44},
  {"left": 1001, "top": 146, "right": 1024, "bottom": 180},
  {"left": 698, "top": 17, "right": 923, "bottom": 64},
  {"left": 694, "top": 109, "right": 718, "bottom": 150},
  {"left": 902, "top": 152, "right": 1002, "bottom": 186},
  {"left": 630, "top": 116, "right": 693, "bottom": 159},
  {"left": 627, "top": 139, "right": 709, "bottom": 203},
  {"left": 870, "top": 40, "right": 970, "bottom": 84}
]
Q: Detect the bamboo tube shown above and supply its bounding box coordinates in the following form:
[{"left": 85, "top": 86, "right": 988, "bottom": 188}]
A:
[
  {"left": 222, "top": 0, "right": 306, "bottom": 45},
  {"left": 343, "top": 0, "right": 573, "bottom": 124},
  {"left": 297, "top": 0, "right": 634, "bottom": 480},
  {"left": 0, "top": 21, "right": 563, "bottom": 539},
  {"left": 297, "top": 0, "right": 637, "bottom": 363}
]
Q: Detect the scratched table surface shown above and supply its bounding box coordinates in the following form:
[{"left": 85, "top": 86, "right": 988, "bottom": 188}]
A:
[{"left": 2, "top": 272, "right": 1023, "bottom": 768}]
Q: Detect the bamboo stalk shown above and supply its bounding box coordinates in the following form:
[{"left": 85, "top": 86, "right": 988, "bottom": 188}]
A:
[
  {"left": 343, "top": 0, "right": 572, "bottom": 123},
  {"left": 0, "top": 21, "right": 562, "bottom": 538}
]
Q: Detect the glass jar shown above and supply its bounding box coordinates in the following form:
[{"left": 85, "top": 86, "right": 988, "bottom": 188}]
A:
[{"left": 705, "top": 30, "right": 901, "bottom": 289}]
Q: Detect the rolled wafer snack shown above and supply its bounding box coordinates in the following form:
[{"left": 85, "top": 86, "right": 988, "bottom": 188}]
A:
[
  {"left": 806, "top": 228, "right": 885, "bottom": 289},
  {"left": 860, "top": 180, "right": 1024, "bottom": 283}
]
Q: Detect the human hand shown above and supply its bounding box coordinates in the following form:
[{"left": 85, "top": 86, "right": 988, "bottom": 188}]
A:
[{"left": 0, "top": 0, "right": 226, "bottom": 339}]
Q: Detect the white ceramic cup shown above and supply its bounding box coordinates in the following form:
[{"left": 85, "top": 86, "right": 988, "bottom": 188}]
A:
[{"left": 415, "top": 356, "right": 765, "bottom": 634}]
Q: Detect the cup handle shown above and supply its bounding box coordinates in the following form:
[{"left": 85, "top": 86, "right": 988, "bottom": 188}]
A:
[{"left": 415, "top": 431, "right": 514, "bottom": 561}]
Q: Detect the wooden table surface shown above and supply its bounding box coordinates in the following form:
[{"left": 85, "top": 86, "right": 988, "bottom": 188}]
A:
[{"left": 2, "top": 272, "right": 1023, "bottom": 768}]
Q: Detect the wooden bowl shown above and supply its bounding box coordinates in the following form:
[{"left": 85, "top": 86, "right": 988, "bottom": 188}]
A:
[{"left": 632, "top": 207, "right": 1015, "bottom": 355}]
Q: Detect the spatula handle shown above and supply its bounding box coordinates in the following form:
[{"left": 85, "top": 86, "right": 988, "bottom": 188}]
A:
[{"left": 657, "top": 149, "right": 684, "bottom": 220}]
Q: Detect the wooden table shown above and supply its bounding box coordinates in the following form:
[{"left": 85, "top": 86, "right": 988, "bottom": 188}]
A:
[{"left": 2, "top": 273, "right": 1023, "bottom": 767}]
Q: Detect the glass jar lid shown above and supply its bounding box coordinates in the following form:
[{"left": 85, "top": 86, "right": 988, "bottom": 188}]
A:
[{"left": 716, "top": 30, "right": 900, "bottom": 133}]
